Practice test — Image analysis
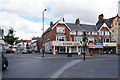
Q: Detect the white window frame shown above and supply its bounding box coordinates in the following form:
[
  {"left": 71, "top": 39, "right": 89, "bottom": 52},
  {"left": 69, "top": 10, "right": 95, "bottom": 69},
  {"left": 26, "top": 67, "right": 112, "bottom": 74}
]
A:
[
  {"left": 70, "top": 31, "right": 76, "bottom": 35},
  {"left": 56, "top": 36, "right": 66, "bottom": 41},
  {"left": 92, "top": 32, "right": 97, "bottom": 35},
  {"left": 88, "top": 37, "right": 94, "bottom": 42},
  {"left": 99, "top": 31, "right": 104, "bottom": 35},
  {"left": 105, "top": 31, "right": 110, "bottom": 35},
  {"left": 57, "top": 27, "right": 65, "bottom": 33},
  {"left": 78, "top": 31, "right": 83, "bottom": 35},
  {"left": 74, "top": 36, "right": 83, "bottom": 42}
]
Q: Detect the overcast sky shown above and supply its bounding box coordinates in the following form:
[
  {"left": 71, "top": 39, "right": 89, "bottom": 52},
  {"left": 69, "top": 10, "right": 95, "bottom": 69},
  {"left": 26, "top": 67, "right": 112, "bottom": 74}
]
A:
[{"left": 0, "top": 0, "right": 119, "bottom": 40}]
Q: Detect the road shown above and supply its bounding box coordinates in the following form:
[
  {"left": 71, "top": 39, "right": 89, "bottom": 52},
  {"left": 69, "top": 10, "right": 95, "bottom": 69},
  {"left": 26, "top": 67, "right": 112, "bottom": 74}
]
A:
[{"left": 1, "top": 53, "right": 119, "bottom": 79}]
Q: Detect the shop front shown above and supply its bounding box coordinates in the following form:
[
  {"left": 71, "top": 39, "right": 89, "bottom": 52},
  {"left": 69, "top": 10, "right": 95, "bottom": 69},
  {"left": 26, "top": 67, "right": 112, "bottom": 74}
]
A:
[
  {"left": 88, "top": 43, "right": 103, "bottom": 55},
  {"left": 103, "top": 43, "right": 117, "bottom": 54},
  {"left": 45, "top": 41, "right": 84, "bottom": 54}
]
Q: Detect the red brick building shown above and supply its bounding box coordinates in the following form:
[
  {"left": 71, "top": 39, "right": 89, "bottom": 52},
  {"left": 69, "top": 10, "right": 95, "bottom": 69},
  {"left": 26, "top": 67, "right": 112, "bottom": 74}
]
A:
[{"left": 42, "top": 14, "right": 113, "bottom": 55}]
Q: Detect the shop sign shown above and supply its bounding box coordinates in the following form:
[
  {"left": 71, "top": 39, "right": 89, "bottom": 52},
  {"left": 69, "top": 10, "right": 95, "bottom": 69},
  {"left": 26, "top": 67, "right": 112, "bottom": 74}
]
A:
[
  {"left": 96, "top": 43, "right": 103, "bottom": 45},
  {"left": 53, "top": 41, "right": 82, "bottom": 46},
  {"left": 103, "top": 43, "right": 116, "bottom": 46}
]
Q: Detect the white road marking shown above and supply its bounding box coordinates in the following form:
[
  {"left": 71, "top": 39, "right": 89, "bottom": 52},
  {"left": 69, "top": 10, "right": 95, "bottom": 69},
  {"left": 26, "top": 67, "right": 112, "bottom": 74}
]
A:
[{"left": 50, "top": 60, "right": 81, "bottom": 78}]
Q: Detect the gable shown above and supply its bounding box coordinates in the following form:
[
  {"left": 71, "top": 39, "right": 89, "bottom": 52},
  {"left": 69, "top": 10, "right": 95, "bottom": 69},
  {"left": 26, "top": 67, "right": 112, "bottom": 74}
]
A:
[{"left": 98, "top": 23, "right": 111, "bottom": 33}]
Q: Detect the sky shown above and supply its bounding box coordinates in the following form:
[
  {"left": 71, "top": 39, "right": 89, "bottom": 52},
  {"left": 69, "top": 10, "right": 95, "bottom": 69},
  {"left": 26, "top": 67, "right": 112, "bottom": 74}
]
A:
[{"left": 0, "top": 0, "right": 119, "bottom": 40}]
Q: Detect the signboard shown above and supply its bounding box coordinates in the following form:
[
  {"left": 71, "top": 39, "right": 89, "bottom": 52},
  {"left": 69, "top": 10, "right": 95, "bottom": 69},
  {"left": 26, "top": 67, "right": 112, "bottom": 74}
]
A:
[
  {"left": 52, "top": 41, "right": 83, "bottom": 46},
  {"left": 96, "top": 43, "right": 103, "bottom": 45},
  {"left": 103, "top": 43, "right": 117, "bottom": 46}
]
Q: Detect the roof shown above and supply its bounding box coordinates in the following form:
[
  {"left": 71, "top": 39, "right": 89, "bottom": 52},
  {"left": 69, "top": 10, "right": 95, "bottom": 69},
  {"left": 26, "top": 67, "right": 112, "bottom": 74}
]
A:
[
  {"left": 43, "top": 19, "right": 61, "bottom": 35},
  {"left": 66, "top": 23, "right": 98, "bottom": 32},
  {"left": 96, "top": 15, "right": 118, "bottom": 30}
]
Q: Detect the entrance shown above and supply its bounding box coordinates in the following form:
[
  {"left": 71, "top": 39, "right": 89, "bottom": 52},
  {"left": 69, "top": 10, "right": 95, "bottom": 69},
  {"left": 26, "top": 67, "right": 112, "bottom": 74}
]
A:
[{"left": 56, "top": 46, "right": 65, "bottom": 53}]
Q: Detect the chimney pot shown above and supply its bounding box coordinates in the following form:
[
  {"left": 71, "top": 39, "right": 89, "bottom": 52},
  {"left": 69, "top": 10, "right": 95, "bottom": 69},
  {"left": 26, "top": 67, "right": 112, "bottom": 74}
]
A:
[
  {"left": 75, "top": 18, "right": 80, "bottom": 25},
  {"left": 50, "top": 22, "right": 53, "bottom": 27}
]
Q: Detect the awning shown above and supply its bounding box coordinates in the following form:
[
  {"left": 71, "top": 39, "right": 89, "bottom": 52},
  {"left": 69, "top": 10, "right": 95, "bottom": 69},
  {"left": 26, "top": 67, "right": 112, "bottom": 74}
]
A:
[{"left": 89, "top": 46, "right": 103, "bottom": 48}]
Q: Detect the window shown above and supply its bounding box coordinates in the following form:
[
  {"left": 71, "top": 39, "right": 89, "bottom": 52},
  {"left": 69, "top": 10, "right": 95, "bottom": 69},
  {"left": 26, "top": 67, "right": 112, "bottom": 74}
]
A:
[
  {"left": 70, "top": 31, "right": 76, "bottom": 35},
  {"left": 57, "top": 27, "right": 65, "bottom": 33},
  {"left": 105, "top": 31, "right": 110, "bottom": 35},
  {"left": 56, "top": 36, "right": 66, "bottom": 41},
  {"left": 103, "top": 38, "right": 110, "bottom": 43},
  {"left": 88, "top": 37, "right": 94, "bottom": 42},
  {"left": 92, "top": 32, "right": 97, "bottom": 35},
  {"left": 112, "top": 29, "right": 114, "bottom": 33},
  {"left": 86, "top": 32, "right": 91, "bottom": 35},
  {"left": 99, "top": 31, "right": 104, "bottom": 35},
  {"left": 116, "top": 28, "right": 118, "bottom": 33},
  {"left": 78, "top": 32, "right": 83, "bottom": 35},
  {"left": 74, "top": 36, "right": 83, "bottom": 42}
]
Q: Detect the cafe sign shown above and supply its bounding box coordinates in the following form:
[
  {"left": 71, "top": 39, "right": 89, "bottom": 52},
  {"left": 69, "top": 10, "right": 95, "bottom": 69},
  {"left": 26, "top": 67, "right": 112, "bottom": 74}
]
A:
[{"left": 52, "top": 41, "right": 83, "bottom": 46}]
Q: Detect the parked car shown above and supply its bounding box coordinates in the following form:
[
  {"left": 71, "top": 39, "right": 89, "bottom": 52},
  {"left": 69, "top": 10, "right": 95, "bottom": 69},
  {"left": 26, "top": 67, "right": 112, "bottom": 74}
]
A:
[
  {"left": 22, "top": 49, "right": 32, "bottom": 54},
  {"left": 0, "top": 50, "right": 8, "bottom": 70},
  {"left": 6, "top": 49, "right": 14, "bottom": 53}
]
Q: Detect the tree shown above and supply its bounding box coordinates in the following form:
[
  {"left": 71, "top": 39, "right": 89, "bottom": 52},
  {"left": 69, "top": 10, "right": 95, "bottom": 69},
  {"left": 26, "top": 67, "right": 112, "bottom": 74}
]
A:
[{"left": 3, "top": 28, "right": 19, "bottom": 48}]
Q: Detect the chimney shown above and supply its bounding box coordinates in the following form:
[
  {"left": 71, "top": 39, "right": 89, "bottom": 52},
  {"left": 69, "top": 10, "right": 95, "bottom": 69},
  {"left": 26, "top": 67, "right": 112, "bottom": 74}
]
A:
[
  {"left": 63, "top": 18, "right": 65, "bottom": 22},
  {"left": 50, "top": 21, "right": 53, "bottom": 27},
  {"left": 75, "top": 18, "right": 80, "bottom": 25},
  {"left": 98, "top": 14, "right": 104, "bottom": 21}
]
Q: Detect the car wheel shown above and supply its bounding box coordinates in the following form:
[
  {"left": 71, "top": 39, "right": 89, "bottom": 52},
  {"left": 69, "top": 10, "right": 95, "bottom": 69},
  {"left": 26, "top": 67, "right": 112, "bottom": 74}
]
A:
[{"left": 2, "top": 62, "right": 8, "bottom": 70}]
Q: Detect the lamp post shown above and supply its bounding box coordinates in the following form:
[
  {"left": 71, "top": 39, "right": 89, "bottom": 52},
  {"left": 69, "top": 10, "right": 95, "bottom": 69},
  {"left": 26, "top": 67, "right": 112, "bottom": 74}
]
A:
[
  {"left": 82, "top": 31, "right": 88, "bottom": 61},
  {"left": 42, "top": 9, "right": 47, "bottom": 57}
]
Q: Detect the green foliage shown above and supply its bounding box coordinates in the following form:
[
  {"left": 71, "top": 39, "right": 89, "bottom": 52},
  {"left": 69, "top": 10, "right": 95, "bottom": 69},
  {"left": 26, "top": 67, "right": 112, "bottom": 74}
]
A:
[{"left": 3, "top": 28, "right": 19, "bottom": 46}]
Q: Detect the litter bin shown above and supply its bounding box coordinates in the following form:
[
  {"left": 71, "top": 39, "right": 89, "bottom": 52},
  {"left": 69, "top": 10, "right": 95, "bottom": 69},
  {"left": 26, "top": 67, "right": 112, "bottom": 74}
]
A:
[{"left": 67, "top": 53, "right": 72, "bottom": 57}]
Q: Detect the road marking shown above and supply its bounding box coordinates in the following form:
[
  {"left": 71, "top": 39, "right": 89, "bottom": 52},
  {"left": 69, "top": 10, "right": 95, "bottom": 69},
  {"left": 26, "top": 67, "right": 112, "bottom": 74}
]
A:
[{"left": 50, "top": 60, "right": 81, "bottom": 78}]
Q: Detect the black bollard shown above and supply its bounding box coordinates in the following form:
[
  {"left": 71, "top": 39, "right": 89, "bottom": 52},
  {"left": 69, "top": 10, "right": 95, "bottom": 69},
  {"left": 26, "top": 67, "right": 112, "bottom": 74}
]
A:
[{"left": 81, "top": 52, "right": 86, "bottom": 61}]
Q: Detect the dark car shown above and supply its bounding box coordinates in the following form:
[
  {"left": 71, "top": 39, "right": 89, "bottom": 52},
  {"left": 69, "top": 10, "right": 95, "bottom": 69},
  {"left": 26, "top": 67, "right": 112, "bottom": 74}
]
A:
[
  {"left": 0, "top": 50, "right": 8, "bottom": 70},
  {"left": 6, "top": 49, "right": 14, "bottom": 53}
]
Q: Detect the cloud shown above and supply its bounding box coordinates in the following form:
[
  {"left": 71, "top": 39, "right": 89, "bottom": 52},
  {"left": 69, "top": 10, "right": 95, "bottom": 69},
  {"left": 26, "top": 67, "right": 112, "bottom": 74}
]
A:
[
  {"left": 0, "top": 0, "right": 119, "bottom": 39},
  {"left": 0, "top": 11, "right": 48, "bottom": 39},
  {"left": 46, "top": 0, "right": 118, "bottom": 24}
]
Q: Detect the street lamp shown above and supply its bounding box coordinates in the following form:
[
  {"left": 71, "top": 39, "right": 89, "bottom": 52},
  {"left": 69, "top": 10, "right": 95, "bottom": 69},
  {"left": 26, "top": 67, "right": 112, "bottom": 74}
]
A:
[
  {"left": 42, "top": 9, "right": 47, "bottom": 57},
  {"left": 82, "top": 31, "right": 88, "bottom": 61}
]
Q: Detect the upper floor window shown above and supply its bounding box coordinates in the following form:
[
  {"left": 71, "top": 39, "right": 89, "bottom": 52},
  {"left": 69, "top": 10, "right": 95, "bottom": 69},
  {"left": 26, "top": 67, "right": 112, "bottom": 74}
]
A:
[
  {"left": 70, "top": 31, "right": 76, "bottom": 35},
  {"left": 99, "top": 31, "right": 104, "bottom": 35},
  {"left": 92, "top": 32, "right": 97, "bottom": 35},
  {"left": 56, "top": 35, "right": 66, "bottom": 41},
  {"left": 78, "top": 32, "right": 83, "bottom": 35},
  {"left": 112, "top": 29, "right": 114, "bottom": 33},
  {"left": 57, "top": 27, "right": 65, "bottom": 33},
  {"left": 74, "top": 36, "right": 83, "bottom": 42},
  {"left": 105, "top": 31, "right": 110, "bottom": 35},
  {"left": 86, "top": 32, "right": 91, "bottom": 35},
  {"left": 116, "top": 28, "right": 118, "bottom": 33},
  {"left": 88, "top": 37, "right": 94, "bottom": 42}
]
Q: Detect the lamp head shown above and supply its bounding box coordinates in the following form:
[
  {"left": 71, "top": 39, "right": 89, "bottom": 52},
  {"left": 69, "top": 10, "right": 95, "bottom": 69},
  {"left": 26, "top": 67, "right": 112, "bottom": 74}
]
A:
[{"left": 44, "top": 9, "right": 47, "bottom": 11}]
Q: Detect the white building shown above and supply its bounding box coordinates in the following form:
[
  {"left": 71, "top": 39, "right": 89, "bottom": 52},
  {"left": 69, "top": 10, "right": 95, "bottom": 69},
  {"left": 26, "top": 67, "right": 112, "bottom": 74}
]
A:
[
  {"left": 118, "top": 1, "right": 120, "bottom": 16},
  {"left": 0, "top": 27, "right": 4, "bottom": 50}
]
